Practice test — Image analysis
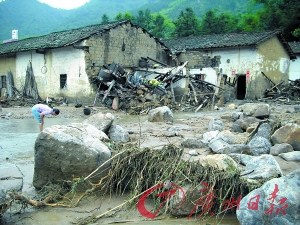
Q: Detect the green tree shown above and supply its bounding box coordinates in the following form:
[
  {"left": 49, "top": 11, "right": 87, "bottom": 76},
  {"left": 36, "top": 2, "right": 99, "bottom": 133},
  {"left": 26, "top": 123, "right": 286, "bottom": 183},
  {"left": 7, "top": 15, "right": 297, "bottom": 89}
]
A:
[
  {"left": 199, "top": 10, "right": 218, "bottom": 34},
  {"left": 237, "top": 13, "right": 263, "bottom": 32},
  {"left": 135, "top": 9, "right": 153, "bottom": 31},
  {"left": 151, "top": 14, "right": 167, "bottom": 39},
  {"left": 173, "top": 8, "right": 200, "bottom": 37},
  {"left": 123, "top": 12, "right": 134, "bottom": 21},
  {"left": 101, "top": 14, "right": 110, "bottom": 24},
  {"left": 254, "top": 0, "right": 300, "bottom": 40},
  {"left": 115, "top": 13, "right": 123, "bottom": 21}
]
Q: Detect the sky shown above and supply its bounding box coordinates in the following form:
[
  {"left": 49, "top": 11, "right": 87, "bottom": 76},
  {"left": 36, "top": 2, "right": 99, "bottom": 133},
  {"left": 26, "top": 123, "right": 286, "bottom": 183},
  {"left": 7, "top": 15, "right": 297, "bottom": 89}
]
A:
[{"left": 38, "top": 0, "right": 90, "bottom": 10}]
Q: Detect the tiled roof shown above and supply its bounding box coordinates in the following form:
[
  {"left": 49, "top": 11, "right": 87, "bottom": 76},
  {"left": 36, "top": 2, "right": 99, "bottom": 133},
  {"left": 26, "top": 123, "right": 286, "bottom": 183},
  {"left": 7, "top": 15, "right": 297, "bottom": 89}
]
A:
[
  {"left": 289, "top": 42, "right": 300, "bottom": 54},
  {"left": 163, "top": 31, "right": 296, "bottom": 59},
  {"left": 0, "top": 20, "right": 169, "bottom": 55}
]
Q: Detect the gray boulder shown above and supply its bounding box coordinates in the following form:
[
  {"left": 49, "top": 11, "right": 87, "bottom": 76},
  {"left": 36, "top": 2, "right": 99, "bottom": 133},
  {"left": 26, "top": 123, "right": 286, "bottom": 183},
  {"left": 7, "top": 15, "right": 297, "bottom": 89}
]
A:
[
  {"left": 235, "top": 117, "right": 260, "bottom": 131},
  {"left": 248, "top": 136, "right": 272, "bottom": 156},
  {"left": 254, "top": 123, "right": 272, "bottom": 140},
  {"left": 108, "top": 124, "right": 129, "bottom": 143},
  {"left": 242, "top": 154, "right": 282, "bottom": 180},
  {"left": 208, "top": 118, "right": 224, "bottom": 131},
  {"left": 181, "top": 138, "right": 205, "bottom": 148},
  {"left": 270, "top": 143, "right": 294, "bottom": 156},
  {"left": 83, "top": 112, "right": 114, "bottom": 133},
  {"left": 279, "top": 151, "right": 300, "bottom": 161},
  {"left": 239, "top": 103, "right": 270, "bottom": 118},
  {"left": 228, "top": 153, "right": 254, "bottom": 166},
  {"left": 33, "top": 123, "right": 111, "bottom": 189},
  {"left": 148, "top": 106, "right": 173, "bottom": 123},
  {"left": 237, "top": 169, "right": 300, "bottom": 225},
  {"left": 208, "top": 137, "right": 230, "bottom": 154}
]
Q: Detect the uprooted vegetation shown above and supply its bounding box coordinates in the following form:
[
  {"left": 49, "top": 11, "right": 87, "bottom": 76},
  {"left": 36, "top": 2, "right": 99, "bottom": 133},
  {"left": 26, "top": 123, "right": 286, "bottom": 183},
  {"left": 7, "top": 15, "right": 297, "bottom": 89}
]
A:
[{"left": 6, "top": 143, "right": 262, "bottom": 224}]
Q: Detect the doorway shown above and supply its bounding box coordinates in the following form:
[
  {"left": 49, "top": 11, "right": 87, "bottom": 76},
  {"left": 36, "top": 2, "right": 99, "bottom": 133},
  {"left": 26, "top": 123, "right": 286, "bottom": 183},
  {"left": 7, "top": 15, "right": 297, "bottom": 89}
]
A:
[{"left": 236, "top": 74, "right": 246, "bottom": 99}]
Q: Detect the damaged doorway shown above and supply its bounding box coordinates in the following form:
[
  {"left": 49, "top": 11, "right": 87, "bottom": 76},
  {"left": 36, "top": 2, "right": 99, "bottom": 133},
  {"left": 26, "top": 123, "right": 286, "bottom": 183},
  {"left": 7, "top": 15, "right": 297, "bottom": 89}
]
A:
[{"left": 236, "top": 74, "right": 246, "bottom": 99}]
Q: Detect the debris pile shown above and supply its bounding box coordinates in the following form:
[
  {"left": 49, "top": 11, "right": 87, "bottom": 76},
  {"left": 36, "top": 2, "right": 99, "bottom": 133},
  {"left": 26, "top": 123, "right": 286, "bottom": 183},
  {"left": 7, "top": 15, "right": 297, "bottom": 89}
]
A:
[
  {"left": 262, "top": 72, "right": 300, "bottom": 101},
  {"left": 92, "top": 61, "right": 221, "bottom": 114}
]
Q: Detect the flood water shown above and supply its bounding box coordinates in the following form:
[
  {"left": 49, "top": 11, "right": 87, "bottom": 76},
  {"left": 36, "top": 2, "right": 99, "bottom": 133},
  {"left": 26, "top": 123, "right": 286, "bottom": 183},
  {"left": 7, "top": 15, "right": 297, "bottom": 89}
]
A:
[{"left": 0, "top": 115, "right": 240, "bottom": 225}]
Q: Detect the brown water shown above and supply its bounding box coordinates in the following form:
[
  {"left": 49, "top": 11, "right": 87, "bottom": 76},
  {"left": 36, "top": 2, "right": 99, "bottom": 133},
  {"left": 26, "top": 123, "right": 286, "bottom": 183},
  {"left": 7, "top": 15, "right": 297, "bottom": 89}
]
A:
[{"left": 0, "top": 115, "right": 240, "bottom": 225}]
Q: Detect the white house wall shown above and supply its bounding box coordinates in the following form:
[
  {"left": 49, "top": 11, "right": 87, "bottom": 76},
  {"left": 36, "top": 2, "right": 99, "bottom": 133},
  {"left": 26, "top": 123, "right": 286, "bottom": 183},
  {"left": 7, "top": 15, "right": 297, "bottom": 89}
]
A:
[
  {"left": 15, "top": 46, "right": 92, "bottom": 101},
  {"left": 204, "top": 37, "right": 290, "bottom": 99},
  {"left": 208, "top": 48, "right": 258, "bottom": 80},
  {"left": 289, "top": 55, "right": 300, "bottom": 81}
]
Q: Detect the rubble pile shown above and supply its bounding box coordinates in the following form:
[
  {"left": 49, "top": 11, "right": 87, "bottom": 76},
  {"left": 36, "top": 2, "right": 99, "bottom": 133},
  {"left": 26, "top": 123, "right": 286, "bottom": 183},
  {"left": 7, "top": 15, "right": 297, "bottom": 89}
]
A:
[
  {"left": 262, "top": 72, "right": 300, "bottom": 101},
  {"left": 92, "top": 62, "right": 219, "bottom": 114}
]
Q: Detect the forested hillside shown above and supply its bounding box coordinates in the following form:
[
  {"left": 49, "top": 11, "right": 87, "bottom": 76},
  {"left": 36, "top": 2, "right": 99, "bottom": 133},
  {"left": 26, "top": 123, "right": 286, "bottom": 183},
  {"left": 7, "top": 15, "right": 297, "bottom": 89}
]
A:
[{"left": 0, "top": 0, "right": 299, "bottom": 42}]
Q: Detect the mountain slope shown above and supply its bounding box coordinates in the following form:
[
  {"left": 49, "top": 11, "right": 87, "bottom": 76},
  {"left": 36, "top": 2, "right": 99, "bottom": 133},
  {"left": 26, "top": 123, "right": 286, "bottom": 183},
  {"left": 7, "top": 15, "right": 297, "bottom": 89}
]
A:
[{"left": 0, "top": 0, "right": 251, "bottom": 41}]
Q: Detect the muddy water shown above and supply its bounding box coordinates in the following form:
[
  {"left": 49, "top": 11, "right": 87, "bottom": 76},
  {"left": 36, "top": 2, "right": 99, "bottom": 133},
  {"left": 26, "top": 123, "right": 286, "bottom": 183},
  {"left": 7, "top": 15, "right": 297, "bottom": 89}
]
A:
[{"left": 0, "top": 115, "right": 240, "bottom": 225}]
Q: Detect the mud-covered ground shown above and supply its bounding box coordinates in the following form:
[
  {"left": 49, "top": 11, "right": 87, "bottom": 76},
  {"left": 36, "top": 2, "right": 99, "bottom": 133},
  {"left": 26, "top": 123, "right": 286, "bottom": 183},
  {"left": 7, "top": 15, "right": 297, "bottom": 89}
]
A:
[{"left": 0, "top": 101, "right": 300, "bottom": 225}]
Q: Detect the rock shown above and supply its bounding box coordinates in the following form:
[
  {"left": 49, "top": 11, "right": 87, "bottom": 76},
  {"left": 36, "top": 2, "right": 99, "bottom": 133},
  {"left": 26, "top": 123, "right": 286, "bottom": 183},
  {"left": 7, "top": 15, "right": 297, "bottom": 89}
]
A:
[
  {"left": 242, "top": 154, "right": 282, "bottom": 180},
  {"left": 271, "top": 123, "right": 300, "bottom": 151},
  {"left": 248, "top": 136, "right": 272, "bottom": 156},
  {"left": 208, "top": 137, "right": 230, "bottom": 154},
  {"left": 0, "top": 163, "right": 23, "bottom": 192},
  {"left": 294, "top": 105, "right": 300, "bottom": 113},
  {"left": 237, "top": 169, "right": 300, "bottom": 225},
  {"left": 202, "top": 130, "right": 219, "bottom": 143},
  {"left": 217, "top": 130, "right": 248, "bottom": 144},
  {"left": 253, "top": 104, "right": 270, "bottom": 119},
  {"left": 270, "top": 143, "right": 294, "bottom": 156},
  {"left": 33, "top": 123, "right": 111, "bottom": 189},
  {"left": 231, "top": 112, "right": 244, "bottom": 121},
  {"left": 208, "top": 118, "right": 224, "bottom": 131},
  {"left": 254, "top": 123, "right": 272, "bottom": 139},
  {"left": 108, "top": 124, "right": 129, "bottom": 142},
  {"left": 228, "top": 153, "right": 254, "bottom": 166},
  {"left": 231, "top": 123, "right": 244, "bottom": 133},
  {"left": 228, "top": 144, "right": 251, "bottom": 154},
  {"left": 0, "top": 163, "right": 23, "bottom": 215},
  {"left": 83, "top": 112, "right": 114, "bottom": 133},
  {"left": 279, "top": 151, "right": 300, "bottom": 161},
  {"left": 148, "top": 106, "right": 173, "bottom": 123},
  {"left": 198, "top": 154, "right": 239, "bottom": 173},
  {"left": 181, "top": 138, "right": 205, "bottom": 148},
  {"left": 239, "top": 103, "right": 270, "bottom": 118},
  {"left": 235, "top": 117, "right": 260, "bottom": 131}
]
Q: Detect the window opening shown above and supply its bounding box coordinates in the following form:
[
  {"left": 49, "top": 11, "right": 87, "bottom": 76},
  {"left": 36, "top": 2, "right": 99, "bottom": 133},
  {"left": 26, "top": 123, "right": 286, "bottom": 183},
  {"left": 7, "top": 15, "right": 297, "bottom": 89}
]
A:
[{"left": 60, "top": 74, "right": 67, "bottom": 89}]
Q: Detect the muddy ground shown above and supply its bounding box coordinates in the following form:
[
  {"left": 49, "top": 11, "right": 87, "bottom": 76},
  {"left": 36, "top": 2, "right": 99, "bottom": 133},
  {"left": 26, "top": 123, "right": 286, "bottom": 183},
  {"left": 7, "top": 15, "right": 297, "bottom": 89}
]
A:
[{"left": 0, "top": 101, "right": 300, "bottom": 225}]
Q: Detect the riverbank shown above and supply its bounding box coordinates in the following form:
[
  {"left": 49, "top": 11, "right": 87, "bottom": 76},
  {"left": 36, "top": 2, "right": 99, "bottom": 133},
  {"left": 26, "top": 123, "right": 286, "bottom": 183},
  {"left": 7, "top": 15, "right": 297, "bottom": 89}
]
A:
[{"left": 1, "top": 102, "right": 300, "bottom": 224}]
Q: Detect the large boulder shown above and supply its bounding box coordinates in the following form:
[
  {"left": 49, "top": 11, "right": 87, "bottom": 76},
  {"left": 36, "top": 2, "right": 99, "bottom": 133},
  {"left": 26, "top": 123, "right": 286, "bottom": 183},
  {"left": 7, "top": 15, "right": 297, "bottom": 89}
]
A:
[
  {"left": 198, "top": 154, "right": 239, "bottom": 173},
  {"left": 237, "top": 169, "right": 300, "bottom": 225},
  {"left": 235, "top": 117, "right": 260, "bottom": 131},
  {"left": 270, "top": 143, "right": 294, "bottom": 156},
  {"left": 242, "top": 154, "right": 282, "bottom": 180},
  {"left": 33, "top": 123, "right": 111, "bottom": 189},
  {"left": 279, "top": 151, "right": 300, "bottom": 161},
  {"left": 271, "top": 123, "right": 300, "bottom": 151},
  {"left": 239, "top": 103, "right": 270, "bottom": 118},
  {"left": 248, "top": 136, "right": 272, "bottom": 156},
  {"left": 208, "top": 118, "right": 224, "bottom": 131},
  {"left": 148, "top": 106, "right": 173, "bottom": 123},
  {"left": 108, "top": 124, "right": 129, "bottom": 143},
  {"left": 83, "top": 112, "right": 114, "bottom": 133}
]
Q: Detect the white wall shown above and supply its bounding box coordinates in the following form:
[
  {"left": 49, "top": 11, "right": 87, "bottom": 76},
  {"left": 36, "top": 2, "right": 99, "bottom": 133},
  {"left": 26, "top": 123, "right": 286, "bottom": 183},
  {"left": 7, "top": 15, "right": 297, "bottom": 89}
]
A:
[
  {"left": 189, "top": 68, "right": 218, "bottom": 86},
  {"left": 207, "top": 48, "right": 258, "bottom": 80},
  {"left": 15, "top": 46, "right": 92, "bottom": 100},
  {"left": 289, "top": 55, "right": 300, "bottom": 81}
]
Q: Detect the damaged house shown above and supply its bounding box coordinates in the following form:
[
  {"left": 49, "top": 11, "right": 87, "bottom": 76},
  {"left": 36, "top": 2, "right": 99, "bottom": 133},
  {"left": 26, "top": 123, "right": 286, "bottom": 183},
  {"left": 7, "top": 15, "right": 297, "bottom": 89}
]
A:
[
  {"left": 163, "top": 31, "right": 296, "bottom": 100},
  {"left": 288, "top": 42, "right": 300, "bottom": 81},
  {"left": 0, "top": 20, "right": 171, "bottom": 103}
]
